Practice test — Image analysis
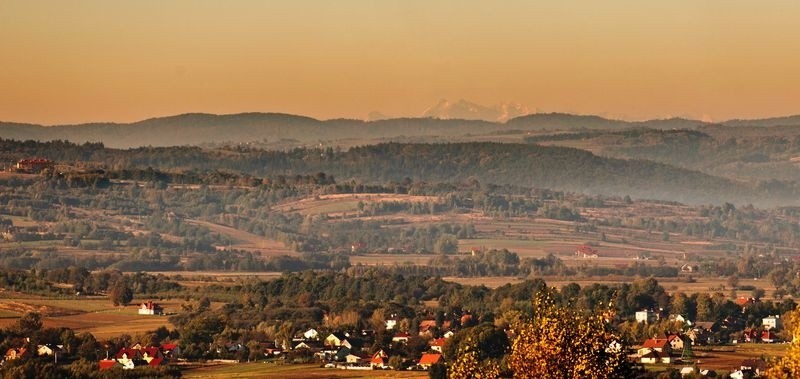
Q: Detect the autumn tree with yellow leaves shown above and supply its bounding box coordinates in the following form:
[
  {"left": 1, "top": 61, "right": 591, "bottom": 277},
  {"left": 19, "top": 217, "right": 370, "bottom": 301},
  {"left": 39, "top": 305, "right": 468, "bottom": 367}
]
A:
[
  {"left": 507, "top": 290, "right": 634, "bottom": 379},
  {"left": 765, "top": 306, "right": 800, "bottom": 378}
]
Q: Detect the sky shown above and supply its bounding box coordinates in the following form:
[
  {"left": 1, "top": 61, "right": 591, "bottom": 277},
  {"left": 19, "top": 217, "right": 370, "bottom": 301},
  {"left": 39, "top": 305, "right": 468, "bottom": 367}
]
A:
[{"left": 2, "top": 1, "right": 800, "bottom": 125}]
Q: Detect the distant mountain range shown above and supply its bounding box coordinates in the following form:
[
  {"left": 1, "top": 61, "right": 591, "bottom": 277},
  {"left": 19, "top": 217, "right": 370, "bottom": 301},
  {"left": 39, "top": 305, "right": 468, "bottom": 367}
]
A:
[
  {"left": 2, "top": 109, "right": 800, "bottom": 148},
  {"left": 422, "top": 99, "right": 529, "bottom": 122}
]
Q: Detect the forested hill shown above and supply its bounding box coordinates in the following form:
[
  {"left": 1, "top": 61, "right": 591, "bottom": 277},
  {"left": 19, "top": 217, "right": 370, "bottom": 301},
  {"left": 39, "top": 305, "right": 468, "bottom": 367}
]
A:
[
  {"left": 3, "top": 112, "right": 800, "bottom": 148},
  {"left": 0, "top": 113, "right": 708, "bottom": 148},
  {"left": 0, "top": 113, "right": 498, "bottom": 148},
  {"left": 3, "top": 139, "right": 792, "bottom": 206}
]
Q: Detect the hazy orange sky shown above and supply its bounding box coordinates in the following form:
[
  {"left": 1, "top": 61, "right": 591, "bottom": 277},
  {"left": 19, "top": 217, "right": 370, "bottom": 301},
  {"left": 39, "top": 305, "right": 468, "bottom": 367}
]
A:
[{"left": 2, "top": 1, "right": 800, "bottom": 125}]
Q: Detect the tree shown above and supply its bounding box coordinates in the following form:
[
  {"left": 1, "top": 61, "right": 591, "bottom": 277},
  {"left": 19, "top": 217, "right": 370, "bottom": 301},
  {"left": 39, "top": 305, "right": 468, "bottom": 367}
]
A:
[
  {"left": 765, "top": 306, "right": 800, "bottom": 378},
  {"left": 449, "top": 338, "right": 500, "bottom": 379},
  {"left": 434, "top": 234, "right": 458, "bottom": 254},
  {"left": 508, "top": 291, "right": 632, "bottom": 378},
  {"left": 108, "top": 278, "right": 133, "bottom": 306},
  {"left": 16, "top": 311, "right": 43, "bottom": 335}
]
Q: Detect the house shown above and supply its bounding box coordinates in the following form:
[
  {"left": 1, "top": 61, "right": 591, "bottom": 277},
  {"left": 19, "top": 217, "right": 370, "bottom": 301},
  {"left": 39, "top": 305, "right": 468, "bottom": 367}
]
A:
[
  {"left": 739, "top": 358, "right": 767, "bottom": 377},
  {"left": 419, "top": 320, "right": 437, "bottom": 335},
  {"left": 37, "top": 344, "right": 65, "bottom": 358},
  {"left": 639, "top": 350, "right": 660, "bottom": 364},
  {"left": 736, "top": 297, "right": 758, "bottom": 311},
  {"left": 140, "top": 346, "right": 163, "bottom": 363},
  {"left": 392, "top": 332, "right": 410, "bottom": 344},
  {"left": 385, "top": 319, "right": 398, "bottom": 330},
  {"left": 4, "top": 347, "right": 27, "bottom": 361},
  {"left": 680, "top": 264, "right": 697, "bottom": 273},
  {"left": 345, "top": 353, "right": 369, "bottom": 364},
  {"left": 294, "top": 341, "right": 322, "bottom": 351},
  {"left": 763, "top": 315, "right": 782, "bottom": 330},
  {"left": 575, "top": 245, "right": 599, "bottom": 258},
  {"left": 686, "top": 325, "right": 714, "bottom": 346},
  {"left": 138, "top": 301, "right": 164, "bottom": 315},
  {"left": 667, "top": 314, "right": 690, "bottom": 325},
  {"left": 679, "top": 367, "right": 695, "bottom": 376},
  {"left": 430, "top": 338, "right": 447, "bottom": 353},
  {"left": 325, "top": 332, "right": 348, "bottom": 347},
  {"left": 667, "top": 335, "right": 684, "bottom": 351},
  {"left": 334, "top": 346, "right": 352, "bottom": 362},
  {"left": 742, "top": 328, "right": 760, "bottom": 343},
  {"left": 160, "top": 343, "right": 181, "bottom": 358},
  {"left": 259, "top": 342, "right": 282, "bottom": 357},
  {"left": 418, "top": 353, "right": 442, "bottom": 369},
  {"left": 370, "top": 350, "right": 389, "bottom": 369},
  {"left": 635, "top": 310, "right": 657, "bottom": 324},
  {"left": 638, "top": 338, "right": 671, "bottom": 356},
  {"left": 304, "top": 328, "right": 320, "bottom": 340},
  {"left": 443, "top": 330, "right": 455, "bottom": 339},
  {"left": 115, "top": 347, "right": 143, "bottom": 366}
]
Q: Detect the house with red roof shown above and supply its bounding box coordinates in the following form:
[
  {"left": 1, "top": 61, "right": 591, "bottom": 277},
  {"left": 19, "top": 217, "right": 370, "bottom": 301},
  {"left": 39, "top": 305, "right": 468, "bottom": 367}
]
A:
[
  {"left": 418, "top": 353, "right": 442, "bottom": 369},
  {"left": 160, "top": 343, "right": 181, "bottom": 358},
  {"left": 370, "top": 349, "right": 389, "bottom": 369},
  {"left": 418, "top": 320, "right": 437, "bottom": 336},
  {"left": 430, "top": 338, "right": 447, "bottom": 353},
  {"left": 138, "top": 301, "right": 164, "bottom": 315}
]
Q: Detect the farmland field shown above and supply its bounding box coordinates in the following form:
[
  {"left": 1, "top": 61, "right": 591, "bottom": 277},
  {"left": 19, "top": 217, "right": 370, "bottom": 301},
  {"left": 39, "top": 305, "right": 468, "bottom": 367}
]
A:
[
  {"left": 182, "top": 362, "right": 428, "bottom": 379},
  {"left": 0, "top": 297, "right": 182, "bottom": 339}
]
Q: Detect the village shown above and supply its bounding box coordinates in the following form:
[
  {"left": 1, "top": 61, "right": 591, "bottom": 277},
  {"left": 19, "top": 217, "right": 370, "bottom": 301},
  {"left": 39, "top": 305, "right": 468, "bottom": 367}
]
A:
[{"left": 0, "top": 292, "right": 787, "bottom": 378}]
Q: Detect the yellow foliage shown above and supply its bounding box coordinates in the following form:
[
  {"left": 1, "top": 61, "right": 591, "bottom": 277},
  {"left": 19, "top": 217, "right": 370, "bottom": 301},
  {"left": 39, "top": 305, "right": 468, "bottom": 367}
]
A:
[
  {"left": 508, "top": 290, "right": 629, "bottom": 379},
  {"left": 449, "top": 338, "right": 501, "bottom": 379},
  {"left": 765, "top": 306, "right": 800, "bottom": 379}
]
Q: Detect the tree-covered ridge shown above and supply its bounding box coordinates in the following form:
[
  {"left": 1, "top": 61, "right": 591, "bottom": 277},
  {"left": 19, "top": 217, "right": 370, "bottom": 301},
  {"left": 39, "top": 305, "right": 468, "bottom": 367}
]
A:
[{"left": 0, "top": 138, "right": 782, "bottom": 205}]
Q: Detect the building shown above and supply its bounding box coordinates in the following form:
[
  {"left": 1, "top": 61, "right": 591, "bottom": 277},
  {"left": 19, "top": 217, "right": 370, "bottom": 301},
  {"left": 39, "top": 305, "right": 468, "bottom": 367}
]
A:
[
  {"left": 418, "top": 353, "right": 442, "bottom": 369},
  {"left": 4, "top": 347, "right": 27, "bottom": 361},
  {"left": 138, "top": 301, "right": 164, "bottom": 315},
  {"left": 635, "top": 310, "right": 657, "bottom": 324},
  {"left": 575, "top": 245, "right": 599, "bottom": 258},
  {"left": 430, "top": 338, "right": 447, "bottom": 353},
  {"left": 763, "top": 315, "right": 782, "bottom": 330}
]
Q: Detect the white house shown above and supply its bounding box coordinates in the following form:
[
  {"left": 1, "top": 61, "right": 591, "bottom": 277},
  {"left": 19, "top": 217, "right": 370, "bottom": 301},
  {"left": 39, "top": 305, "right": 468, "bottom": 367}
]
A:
[
  {"left": 138, "top": 301, "right": 163, "bottom": 315},
  {"left": 303, "top": 328, "right": 320, "bottom": 340},
  {"left": 763, "top": 315, "right": 782, "bottom": 330},
  {"left": 635, "top": 310, "right": 657, "bottom": 324}
]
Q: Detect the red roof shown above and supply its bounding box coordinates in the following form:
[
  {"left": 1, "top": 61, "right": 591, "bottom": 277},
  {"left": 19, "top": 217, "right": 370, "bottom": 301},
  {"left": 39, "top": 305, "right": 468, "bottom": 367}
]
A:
[
  {"left": 371, "top": 355, "right": 387, "bottom": 365},
  {"left": 148, "top": 358, "right": 164, "bottom": 366},
  {"left": 393, "top": 332, "right": 410, "bottom": 338},
  {"left": 576, "top": 245, "right": 598, "bottom": 255},
  {"left": 161, "top": 343, "right": 178, "bottom": 351},
  {"left": 418, "top": 353, "right": 442, "bottom": 365},
  {"left": 141, "top": 347, "right": 160, "bottom": 357},
  {"left": 430, "top": 338, "right": 447, "bottom": 347},
  {"left": 115, "top": 347, "right": 141, "bottom": 359},
  {"left": 99, "top": 359, "right": 118, "bottom": 370},
  {"left": 737, "top": 297, "right": 756, "bottom": 306},
  {"left": 642, "top": 338, "right": 670, "bottom": 349}
]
